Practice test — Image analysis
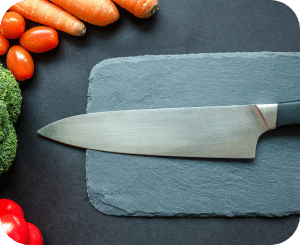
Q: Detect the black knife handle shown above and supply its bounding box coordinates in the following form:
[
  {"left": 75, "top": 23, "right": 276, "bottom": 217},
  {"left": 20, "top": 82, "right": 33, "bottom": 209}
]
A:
[{"left": 276, "top": 100, "right": 300, "bottom": 127}]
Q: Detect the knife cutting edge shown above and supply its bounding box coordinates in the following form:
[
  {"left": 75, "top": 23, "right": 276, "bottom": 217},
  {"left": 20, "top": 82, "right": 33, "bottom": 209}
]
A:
[{"left": 37, "top": 101, "right": 300, "bottom": 159}]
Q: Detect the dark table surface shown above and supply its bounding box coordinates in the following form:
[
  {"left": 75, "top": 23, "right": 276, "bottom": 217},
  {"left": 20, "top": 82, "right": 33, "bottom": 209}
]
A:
[{"left": 1, "top": 0, "right": 300, "bottom": 244}]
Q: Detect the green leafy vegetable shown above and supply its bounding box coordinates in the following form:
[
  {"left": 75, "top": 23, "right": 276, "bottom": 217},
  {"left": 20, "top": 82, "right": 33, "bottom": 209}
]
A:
[
  {"left": 0, "top": 64, "right": 22, "bottom": 174},
  {"left": 0, "top": 64, "right": 22, "bottom": 124}
]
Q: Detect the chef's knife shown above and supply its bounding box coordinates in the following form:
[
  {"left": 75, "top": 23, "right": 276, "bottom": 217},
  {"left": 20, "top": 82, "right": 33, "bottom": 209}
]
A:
[{"left": 37, "top": 101, "right": 300, "bottom": 159}]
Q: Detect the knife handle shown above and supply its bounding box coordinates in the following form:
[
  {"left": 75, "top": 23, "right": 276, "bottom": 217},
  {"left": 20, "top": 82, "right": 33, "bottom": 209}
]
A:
[{"left": 276, "top": 100, "right": 300, "bottom": 127}]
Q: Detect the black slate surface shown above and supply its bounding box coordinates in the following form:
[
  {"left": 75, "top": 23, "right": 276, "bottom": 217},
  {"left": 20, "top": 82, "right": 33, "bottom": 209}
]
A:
[
  {"left": 1, "top": 0, "right": 300, "bottom": 244},
  {"left": 86, "top": 52, "right": 300, "bottom": 217}
]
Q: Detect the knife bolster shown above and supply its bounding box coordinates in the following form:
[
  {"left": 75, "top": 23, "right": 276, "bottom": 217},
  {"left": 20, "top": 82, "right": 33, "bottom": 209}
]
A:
[{"left": 256, "top": 104, "right": 278, "bottom": 130}]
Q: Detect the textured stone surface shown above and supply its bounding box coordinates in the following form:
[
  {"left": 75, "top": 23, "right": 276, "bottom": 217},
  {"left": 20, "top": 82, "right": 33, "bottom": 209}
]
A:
[{"left": 86, "top": 52, "right": 300, "bottom": 217}]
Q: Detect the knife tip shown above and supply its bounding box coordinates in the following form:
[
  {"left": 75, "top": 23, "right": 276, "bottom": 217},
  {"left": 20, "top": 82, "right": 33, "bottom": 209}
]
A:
[{"left": 37, "top": 127, "right": 45, "bottom": 136}]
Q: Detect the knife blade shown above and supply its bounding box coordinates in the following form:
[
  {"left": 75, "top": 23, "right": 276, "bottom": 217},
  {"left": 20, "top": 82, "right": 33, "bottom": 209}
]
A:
[{"left": 37, "top": 101, "right": 300, "bottom": 158}]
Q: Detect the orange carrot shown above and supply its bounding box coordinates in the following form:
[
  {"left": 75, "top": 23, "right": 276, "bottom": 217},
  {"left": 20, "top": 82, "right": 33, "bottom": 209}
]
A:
[
  {"left": 9, "top": 0, "right": 86, "bottom": 36},
  {"left": 49, "top": 0, "right": 120, "bottom": 26},
  {"left": 112, "top": 0, "right": 158, "bottom": 18}
]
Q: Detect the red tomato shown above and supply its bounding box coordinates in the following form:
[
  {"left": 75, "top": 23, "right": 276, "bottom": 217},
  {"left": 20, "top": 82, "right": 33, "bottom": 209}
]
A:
[
  {"left": 0, "top": 12, "right": 25, "bottom": 39},
  {"left": 27, "top": 223, "right": 44, "bottom": 245},
  {"left": 0, "top": 213, "right": 28, "bottom": 244},
  {"left": 0, "top": 199, "right": 24, "bottom": 217},
  {"left": 20, "top": 26, "right": 59, "bottom": 53},
  {"left": 0, "top": 33, "right": 9, "bottom": 55},
  {"left": 6, "top": 45, "right": 34, "bottom": 81}
]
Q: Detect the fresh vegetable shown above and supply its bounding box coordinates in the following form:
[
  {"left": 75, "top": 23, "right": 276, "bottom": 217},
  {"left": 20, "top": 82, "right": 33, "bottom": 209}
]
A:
[
  {"left": 0, "top": 64, "right": 21, "bottom": 174},
  {"left": 20, "top": 26, "right": 59, "bottom": 53},
  {"left": 6, "top": 45, "right": 34, "bottom": 81},
  {"left": 0, "top": 101, "right": 18, "bottom": 175},
  {"left": 0, "top": 199, "right": 24, "bottom": 217},
  {"left": 0, "top": 64, "right": 22, "bottom": 124},
  {"left": 50, "top": 0, "right": 120, "bottom": 26},
  {"left": 26, "top": 222, "right": 44, "bottom": 245},
  {"left": 0, "top": 11, "right": 26, "bottom": 39},
  {"left": 0, "top": 213, "right": 28, "bottom": 244},
  {"left": 9, "top": 0, "right": 86, "bottom": 36},
  {"left": 0, "top": 33, "right": 9, "bottom": 55},
  {"left": 112, "top": 0, "right": 158, "bottom": 18},
  {"left": 0, "top": 199, "right": 44, "bottom": 245}
]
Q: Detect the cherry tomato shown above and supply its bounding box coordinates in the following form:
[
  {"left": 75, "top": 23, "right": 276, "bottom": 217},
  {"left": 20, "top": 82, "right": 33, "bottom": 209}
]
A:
[
  {"left": 1, "top": 12, "right": 25, "bottom": 39},
  {"left": 0, "top": 199, "right": 24, "bottom": 217},
  {"left": 0, "top": 33, "right": 9, "bottom": 55},
  {"left": 6, "top": 45, "right": 34, "bottom": 81},
  {"left": 0, "top": 213, "right": 28, "bottom": 244},
  {"left": 20, "top": 26, "right": 59, "bottom": 53},
  {"left": 27, "top": 222, "right": 44, "bottom": 245}
]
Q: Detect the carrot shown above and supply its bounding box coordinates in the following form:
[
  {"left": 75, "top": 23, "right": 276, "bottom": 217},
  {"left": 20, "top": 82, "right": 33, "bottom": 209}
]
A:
[
  {"left": 49, "top": 0, "right": 120, "bottom": 26},
  {"left": 9, "top": 0, "right": 86, "bottom": 36},
  {"left": 112, "top": 0, "right": 158, "bottom": 18}
]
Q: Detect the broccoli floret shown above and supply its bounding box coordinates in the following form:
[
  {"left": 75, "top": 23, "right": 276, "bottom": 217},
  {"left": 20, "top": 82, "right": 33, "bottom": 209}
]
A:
[
  {"left": 0, "top": 64, "right": 22, "bottom": 124},
  {"left": 0, "top": 100, "right": 18, "bottom": 174},
  {"left": 0, "top": 64, "right": 22, "bottom": 174}
]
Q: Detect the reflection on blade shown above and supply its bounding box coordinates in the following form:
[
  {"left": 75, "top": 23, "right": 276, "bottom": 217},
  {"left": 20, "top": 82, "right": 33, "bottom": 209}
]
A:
[{"left": 38, "top": 105, "right": 275, "bottom": 158}]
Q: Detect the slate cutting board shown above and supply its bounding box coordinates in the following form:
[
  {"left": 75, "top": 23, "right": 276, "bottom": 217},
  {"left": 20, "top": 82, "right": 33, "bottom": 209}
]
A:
[{"left": 86, "top": 52, "right": 300, "bottom": 217}]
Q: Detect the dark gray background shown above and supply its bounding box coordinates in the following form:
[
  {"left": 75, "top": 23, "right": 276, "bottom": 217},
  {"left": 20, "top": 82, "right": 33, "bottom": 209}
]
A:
[{"left": 0, "top": 0, "right": 300, "bottom": 244}]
